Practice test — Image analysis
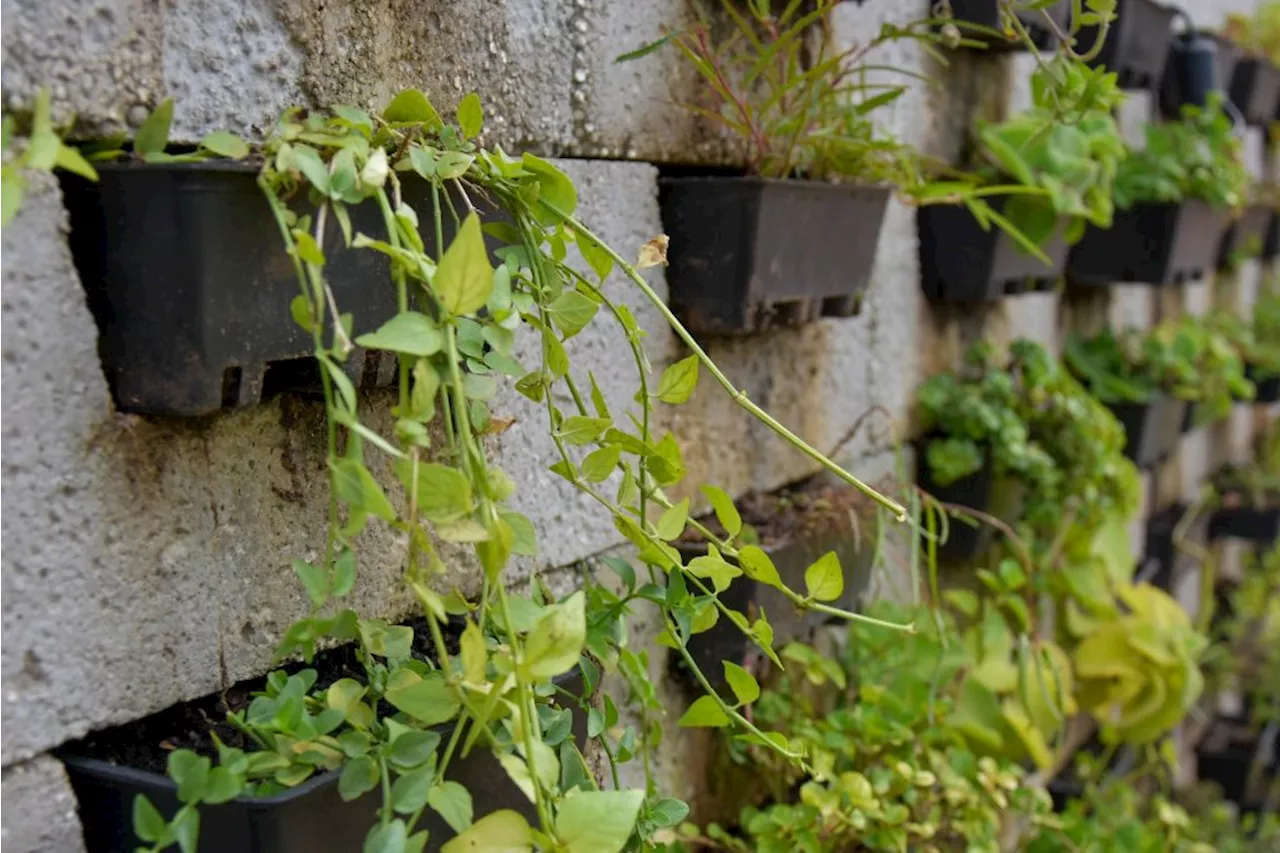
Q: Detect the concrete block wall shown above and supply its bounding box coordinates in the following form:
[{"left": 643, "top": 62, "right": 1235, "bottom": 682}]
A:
[{"left": 0, "top": 0, "right": 1272, "bottom": 849}]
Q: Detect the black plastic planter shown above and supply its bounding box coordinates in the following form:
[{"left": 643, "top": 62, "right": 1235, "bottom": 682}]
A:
[
  {"left": 658, "top": 177, "right": 890, "bottom": 334},
  {"left": 1208, "top": 506, "right": 1280, "bottom": 543},
  {"left": 1105, "top": 396, "right": 1188, "bottom": 469},
  {"left": 1264, "top": 214, "right": 1280, "bottom": 261},
  {"left": 1159, "top": 31, "right": 1240, "bottom": 120},
  {"left": 917, "top": 203, "right": 1069, "bottom": 302},
  {"left": 61, "top": 162, "right": 476, "bottom": 417},
  {"left": 945, "top": 0, "right": 1071, "bottom": 51},
  {"left": 1080, "top": 0, "right": 1175, "bottom": 89},
  {"left": 1141, "top": 504, "right": 1183, "bottom": 591},
  {"left": 1218, "top": 205, "right": 1272, "bottom": 270},
  {"left": 675, "top": 519, "right": 874, "bottom": 690},
  {"left": 1246, "top": 364, "right": 1280, "bottom": 404},
  {"left": 1197, "top": 744, "right": 1265, "bottom": 805},
  {"left": 1066, "top": 201, "right": 1229, "bottom": 287},
  {"left": 63, "top": 671, "right": 586, "bottom": 853},
  {"left": 1229, "top": 57, "right": 1280, "bottom": 126},
  {"left": 915, "top": 445, "right": 1023, "bottom": 563}
]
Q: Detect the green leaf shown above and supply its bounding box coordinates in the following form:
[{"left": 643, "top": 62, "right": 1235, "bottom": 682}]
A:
[
  {"left": 386, "top": 672, "right": 461, "bottom": 726},
  {"left": 578, "top": 232, "right": 614, "bottom": 281},
  {"left": 339, "top": 755, "right": 380, "bottom": 801},
  {"left": 701, "top": 485, "right": 742, "bottom": 538},
  {"left": 384, "top": 89, "right": 443, "bottom": 128},
  {"left": 134, "top": 99, "right": 174, "bottom": 157},
  {"left": 804, "top": 552, "right": 844, "bottom": 602},
  {"left": 686, "top": 554, "right": 741, "bottom": 593},
  {"left": 521, "top": 153, "right": 577, "bottom": 222},
  {"left": 738, "top": 545, "right": 783, "bottom": 589},
  {"left": 356, "top": 312, "right": 443, "bottom": 356},
  {"left": 678, "top": 695, "right": 730, "bottom": 727},
  {"left": 656, "top": 498, "right": 689, "bottom": 541},
  {"left": 580, "top": 445, "right": 621, "bottom": 482},
  {"left": 434, "top": 212, "right": 493, "bottom": 316},
  {"left": 440, "top": 810, "right": 532, "bottom": 853},
  {"left": 202, "top": 767, "right": 242, "bottom": 805},
  {"left": 557, "top": 416, "right": 611, "bottom": 445},
  {"left": 293, "top": 558, "right": 330, "bottom": 605},
  {"left": 168, "top": 750, "right": 211, "bottom": 804},
  {"left": 364, "top": 819, "right": 409, "bottom": 853},
  {"left": 523, "top": 591, "right": 585, "bottom": 679},
  {"left": 723, "top": 661, "right": 760, "bottom": 705},
  {"left": 501, "top": 510, "right": 538, "bottom": 557},
  {"left": 428, "top": 781, "right": 474, "bottom": 833},
  {"left": 199, "top": 131, "right": 250, "bottom": 159},
  {"left": 457, "top": 92, "right": 484, "bottom": 138},
  {"left": 614, "top": 33, "right": 677, "bottom": 62},
  {"left": 648, "top": 798, "right": 690, "bottom": 828},
  {"left": 396, "top": 461, "right": 473, "bottom": 522},
  {"left": 54, "top": 144, "right": 99, "bottom": 180},
  {"left": 170, "top": 807, "right": 199, "bottom": 853},
  {"left": 291, "top": 144, "right": 331, "bottom": 194},
  {"left": 555, "top": 789, "right": 646, "bottom": 853},
  {"left": 132, "top": 795, "right": 168, "bottom": 843},
  {"left": 656, "top": 356, "right": 699, "bottom": 404},
  {"left": 2, "top": 174, "right": 25, "bottom": 227},
  {"left": 331, "top": 457, "right": 397, "bottom": 522},
  {"left": 547, "top": 290, "right": 598, "bottom": 338},
  {"left": 332, "top": 548, "right": 356, "bottom": 597},
  {"left": 389, "top": 729, "right": 441, "bottom": 770},
  {"left": 391, "top": 767, "right": 433, "bottom": 815}
]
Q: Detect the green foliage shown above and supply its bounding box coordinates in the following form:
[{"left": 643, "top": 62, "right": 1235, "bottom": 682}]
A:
[
  {"left": 1, "top": 88, "right": 97, "bottom": 227},
  {"left": 1112, "top": 96, "right": 1248, "bottom": 210},
  {"left": 1224, "top": 1, "right": 1280, "bottom": 65},
  {"left": 624, "top": 0, "right": 929, "bottom": 182},
  {"left": 1203, "top": 308, "right": 1280, "bottom": 379},
  {"left": 674, "top": 605, "right": 1056, "bottom": 853},
  {"left": 918, "top": 339, "right": 1136, "bottom": 535},
  {"left": 1065, "top": 319, "right": 1254, "bottom": 420},
  {"left": 120, "top": 85, "right": 914, "bottom": 852},
  {"left": 973, "top": 58, "right": 1125, "bottom": 246},
  {"left": 1070, "top": 583, "right": 1208, "bottom": 745}
]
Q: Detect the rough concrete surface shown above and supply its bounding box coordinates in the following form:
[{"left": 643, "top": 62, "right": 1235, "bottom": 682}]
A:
[{"left": 0, "top": 755, "right": 87, "bottom": 853}]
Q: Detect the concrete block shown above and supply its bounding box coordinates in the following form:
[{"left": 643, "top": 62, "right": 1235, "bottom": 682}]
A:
[
  {"left": 0, "top": 0, "right": 163, "bottom": 129},
  {"left": 0, "top": 755, "right": 86, "bottom": 853}
]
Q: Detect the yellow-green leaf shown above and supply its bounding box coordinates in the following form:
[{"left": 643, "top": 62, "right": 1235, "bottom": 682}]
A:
[
  {"left": 656, "top": 355, "right": 698, "bottom": 404},
  {"left": 803, "top": 552, "right": 843, "bottom": 602},
  {"left": 678, "top": 695, "right": 730, "bottom": 727},
  {"left": 656, "top": 498, "right": 689, "bottom": 541},
  {"left": 384, "top": 89, "right": 443, "bottom": 128},
  {"left": 434, "top": 212, "right": 493, "bottom": 316},
  {"left": 440, "top": 810, "right": 532, "bottom": 853},
  {"left": 738, "top": 545, "right": 783, "bottom": 589},
  {"left": 523, "top": 591, "right": 585, "bottom": 679},
  {"left": 457, "top": 92, "right": 484, "bottom": 139},
  {"left": 724, "top": 661, "right": 760, "bottom": 705}
]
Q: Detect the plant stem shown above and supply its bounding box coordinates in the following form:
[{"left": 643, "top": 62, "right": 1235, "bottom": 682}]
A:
[{"left": 557, "top": 210, "right": 907, "bottom": 522}]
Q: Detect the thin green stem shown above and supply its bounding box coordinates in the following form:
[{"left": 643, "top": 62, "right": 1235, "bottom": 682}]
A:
[{"left": 555, "top": 209, "right": 907, "bottom": 521}]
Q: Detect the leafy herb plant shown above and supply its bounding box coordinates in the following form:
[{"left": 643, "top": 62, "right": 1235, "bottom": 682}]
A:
[
  {"left": 967, "top": 57, "right": 1126, "bottom": 247},
  {"left": 620, "top": 0, "right": 931, "bottom": 182},
  {"left": 1112, "top": 96, "right": 1249, "bottom": 211}
]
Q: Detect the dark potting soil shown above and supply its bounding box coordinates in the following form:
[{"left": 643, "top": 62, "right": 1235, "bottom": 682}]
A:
[
  {"left": 65, "top": 615, "right": 462, "bottom": 776},
  {"left": 678, "top": 472, "right": 892, "bottom": 550}
]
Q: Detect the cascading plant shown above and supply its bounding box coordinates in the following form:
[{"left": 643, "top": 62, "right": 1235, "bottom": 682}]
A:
[{"left": 88, "top": 87, "right": 916, "bottom": 853}]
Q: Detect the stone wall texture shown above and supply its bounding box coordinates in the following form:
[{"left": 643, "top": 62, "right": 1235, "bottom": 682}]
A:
[{"left": 1, "top": 0, "right": 1273, "bottom": 848}]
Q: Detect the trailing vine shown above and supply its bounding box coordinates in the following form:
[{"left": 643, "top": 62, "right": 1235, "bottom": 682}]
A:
[{"left": 116, "top": 87, "right": 917, "bottom": 853}]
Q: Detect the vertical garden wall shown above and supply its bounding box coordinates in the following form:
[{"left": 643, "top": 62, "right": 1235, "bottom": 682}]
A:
[{"left": 1, "top": 1, "right": 1277, "bottom": 851}]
